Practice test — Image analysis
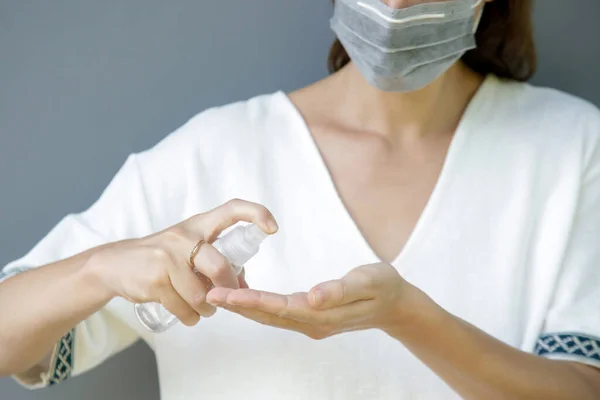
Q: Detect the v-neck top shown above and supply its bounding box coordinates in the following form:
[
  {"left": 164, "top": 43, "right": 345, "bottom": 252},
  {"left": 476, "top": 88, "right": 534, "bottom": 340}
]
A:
[
  {"left": 287, "top": 75, "right": 489, "bottom": 269},
  {"left": 3, "top": 75, "right": 600, "bottom": 399}
]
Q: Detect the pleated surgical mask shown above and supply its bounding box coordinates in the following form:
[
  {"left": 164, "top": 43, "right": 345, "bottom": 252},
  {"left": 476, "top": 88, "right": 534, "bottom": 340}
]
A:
[{"left": 331, "top": 0, "right": 484, "bottom": 92}]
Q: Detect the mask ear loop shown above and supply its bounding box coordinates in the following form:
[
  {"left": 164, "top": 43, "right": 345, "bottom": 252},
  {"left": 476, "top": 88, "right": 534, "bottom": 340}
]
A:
[{"left": 472, "top": 0, "right": 485, "bottom": 33}]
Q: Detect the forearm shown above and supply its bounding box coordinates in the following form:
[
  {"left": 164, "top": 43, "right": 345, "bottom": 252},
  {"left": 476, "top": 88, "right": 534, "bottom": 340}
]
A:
[
  {"left": 0, "top": 247, "right": 113, "bottom": 375},
  {"left": 386, "top": 290, "right": 600, "bottom": 400}
]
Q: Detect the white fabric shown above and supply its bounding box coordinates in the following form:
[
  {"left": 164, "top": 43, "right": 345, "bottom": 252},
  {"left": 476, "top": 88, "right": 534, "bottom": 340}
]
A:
[{"left": 2, "top": 75, "right": 600, "bottom": 399}]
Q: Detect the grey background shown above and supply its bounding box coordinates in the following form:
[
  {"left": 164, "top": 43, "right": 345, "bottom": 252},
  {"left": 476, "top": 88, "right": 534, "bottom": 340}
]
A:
[{"left": 0, "top": 1, "right": 598, "bottom": 399}]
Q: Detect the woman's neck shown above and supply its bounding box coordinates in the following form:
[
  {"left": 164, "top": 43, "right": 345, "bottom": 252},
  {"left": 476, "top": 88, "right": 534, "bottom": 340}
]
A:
[{"left": 322, "top": 62, "right": 485, "bottom": 143}]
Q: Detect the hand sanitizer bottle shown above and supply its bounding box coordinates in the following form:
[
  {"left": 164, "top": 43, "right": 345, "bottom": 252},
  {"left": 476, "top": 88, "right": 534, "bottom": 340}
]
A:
[{"left": 134, "top": 224, "right": 269, "bottom": 333}]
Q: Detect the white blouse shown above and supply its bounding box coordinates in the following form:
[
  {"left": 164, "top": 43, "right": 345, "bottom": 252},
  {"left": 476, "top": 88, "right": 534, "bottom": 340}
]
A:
[{"left": 3, "top": 75, "right": 600, "bottom": 399}]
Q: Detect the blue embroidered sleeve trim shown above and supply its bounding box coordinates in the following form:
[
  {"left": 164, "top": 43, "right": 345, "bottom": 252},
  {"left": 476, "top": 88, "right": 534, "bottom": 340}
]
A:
[
  {"left": 2, "top": 266, "right": 75, "bottom": 386},
  {"left": 48, "top": 329, "right": 75, "bottom": 386},
  {"left": 535, "top": 333, "right": 600, "bottom": 367}
]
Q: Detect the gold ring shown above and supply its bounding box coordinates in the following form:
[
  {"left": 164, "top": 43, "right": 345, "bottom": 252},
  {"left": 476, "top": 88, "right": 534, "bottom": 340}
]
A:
[
  {"left": 188, "top": 239, "right": 214, "bottom": 289},
  {"left": 188, "top": 239, "right": 205, "bottom": 270}
]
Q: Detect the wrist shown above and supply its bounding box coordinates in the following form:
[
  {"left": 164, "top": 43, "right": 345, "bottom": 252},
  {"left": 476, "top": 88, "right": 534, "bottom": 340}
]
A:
[
  {"left": 382, "top": 285, "right": 447, "bottom": 339},
  {"left": 82, "top": 244, "right": 120, "bottom": 304}
]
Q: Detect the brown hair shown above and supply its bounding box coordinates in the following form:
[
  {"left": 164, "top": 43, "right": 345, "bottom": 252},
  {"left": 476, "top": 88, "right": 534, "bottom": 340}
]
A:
[{"left": 328, "top": 0, "right": 537, "bottom": 81}]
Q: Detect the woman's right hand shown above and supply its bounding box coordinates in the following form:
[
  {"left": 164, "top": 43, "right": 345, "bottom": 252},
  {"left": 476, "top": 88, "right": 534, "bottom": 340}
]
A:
[{"left": 87, "top": 199, "right": 278, "bottom": 327}]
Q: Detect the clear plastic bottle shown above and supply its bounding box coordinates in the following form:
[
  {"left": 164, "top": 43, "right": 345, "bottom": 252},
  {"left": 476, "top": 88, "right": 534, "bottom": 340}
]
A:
[{"left": 134, "top": 224, "right": 269, "bottom": 333}]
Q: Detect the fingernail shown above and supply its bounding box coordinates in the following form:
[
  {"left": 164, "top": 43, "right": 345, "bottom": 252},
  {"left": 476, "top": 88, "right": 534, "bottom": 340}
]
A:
[
  {"left": 202, "top": 308, "right": 217, "bottom": 318},
  {"left": 267, "top": 219, "right": 279, "bottom": 234},
  {"left": 312, "top": 290, "right": 324, "bottom": 307}
]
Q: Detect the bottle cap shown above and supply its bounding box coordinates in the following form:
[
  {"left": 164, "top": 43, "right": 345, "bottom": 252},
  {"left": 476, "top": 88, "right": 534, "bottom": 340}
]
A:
[{"left": 214, "top": 224, "right": 269, "bottom": 271}]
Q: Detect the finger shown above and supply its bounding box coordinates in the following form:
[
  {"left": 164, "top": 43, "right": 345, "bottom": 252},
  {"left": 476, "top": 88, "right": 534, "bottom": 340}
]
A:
[
  {"left": 212, "top": 288, "right": 378, "bottom": 327},
  {"left": 155, "top": 238, "right": 217, "bottom": 318},
  {"left": 222, "top": 294, "right": 375, "bottom": 334},
  {"left": 308, "top": 272, "right": 375, "bottom": 310},
  {"left": 159, "top": 286, "right": 200, "bottom": 327},
  {"left": 206, "top": 287, "right": 235, "bottom": 305},
  {"left": 169, "top": 267, "right": 217, "bottom": 318},
  {"left": 223, "top": 289, "right": 294, "bottom": 313},
  {"left": 197, "top": 199, "right": 278, "bottom": 241},
  {"left": 193, "top": 242, "right": 239, "bottom": 289},
  {"left": 220, "top": 305, "right": 319, "bottom": 337},
  {"left": 214, "top": 289, "right": 321, "bottom": 324}
]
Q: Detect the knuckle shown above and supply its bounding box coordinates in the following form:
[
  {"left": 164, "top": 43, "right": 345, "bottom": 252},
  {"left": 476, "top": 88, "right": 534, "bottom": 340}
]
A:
[
  {"left": 148, "top": 272, "right": 169, "bottom": 293},
  {"left": 213, "top": 256, "right": 230, "bottom": 273},
  {"left": 149, "top": 246, "right": 172, "bottom": 264},
  {"left": 226, "top": 198, "right": 242, "bottom": 210},
  {"left": 162, "top": 227, "right": 187, "bottom": 244},
  {"left": 352, "top": 268, "right": 376, "bottom": 289},
  {"left": 206, "top": 256, "right": 231, "bottom": 279}
]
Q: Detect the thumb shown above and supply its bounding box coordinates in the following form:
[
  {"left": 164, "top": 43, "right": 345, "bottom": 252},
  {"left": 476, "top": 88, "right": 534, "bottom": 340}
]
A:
[{"left": 309, "top": 271, "right": 375, "bottom": 309}]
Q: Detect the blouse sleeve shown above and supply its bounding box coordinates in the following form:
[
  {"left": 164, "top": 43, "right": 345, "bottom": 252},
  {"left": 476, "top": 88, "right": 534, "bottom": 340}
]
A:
[
  {"left": 534, "top": 115, "right": 600, "bottom": 369},
  {"left": 0, "top": 154, "right": 155, "bottom": 388}
]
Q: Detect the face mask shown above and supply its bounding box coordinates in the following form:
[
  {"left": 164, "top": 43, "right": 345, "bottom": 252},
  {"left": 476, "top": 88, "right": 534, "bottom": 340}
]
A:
[{"left": 331, "top": 0, "right": 484, "bottom": 92}]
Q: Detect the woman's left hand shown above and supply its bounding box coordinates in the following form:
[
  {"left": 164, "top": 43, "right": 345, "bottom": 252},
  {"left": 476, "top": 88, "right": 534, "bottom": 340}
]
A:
[{"left": 206, "top": 262, "right": 423, "bottom": 339}]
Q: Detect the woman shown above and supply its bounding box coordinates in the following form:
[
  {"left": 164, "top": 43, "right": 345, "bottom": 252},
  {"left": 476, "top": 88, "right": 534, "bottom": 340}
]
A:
[{"left": 1, "top": 0, "right": 599, "bottom": 398}]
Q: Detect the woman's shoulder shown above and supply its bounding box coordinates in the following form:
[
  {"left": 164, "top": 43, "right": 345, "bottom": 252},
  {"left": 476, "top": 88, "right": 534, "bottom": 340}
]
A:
[
  {"left": 484, "top": 76, "right": 600, "bottom": 164},
  {"left": 127, "top": 91, "right": 297, "bottom": 225},
  {"left": 147, "top": 91, "right": 293, "bottom": 156},
  {"left": 491, "top": 75, "right": 600, "bottom": 139}
]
